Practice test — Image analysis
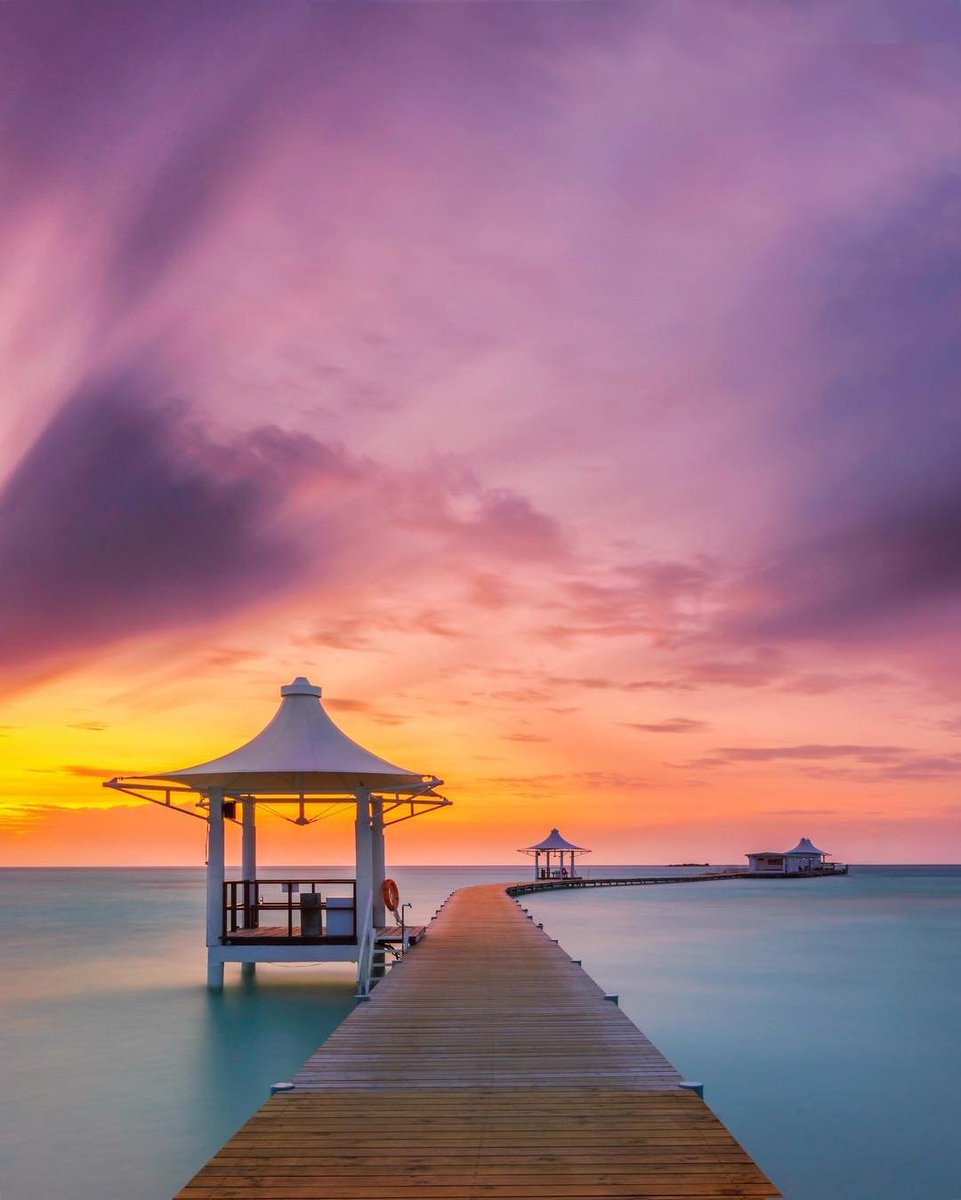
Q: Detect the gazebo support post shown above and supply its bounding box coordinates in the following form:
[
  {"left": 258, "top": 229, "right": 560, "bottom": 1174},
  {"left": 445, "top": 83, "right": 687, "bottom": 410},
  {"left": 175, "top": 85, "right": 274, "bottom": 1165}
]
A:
[
  {"left": 240, "top": 797, "right": 257, "bottom": 976},
  {"left": 242, "top": 797, "right": 257, "bottom": 888},
  {"left": 371, "top": 799, "right": 386, "bottom": 929},
  {"left": 206, "top": 787, "right": 225, "bottom": 990},
  {"left": 354, "top": 789, "right": 373, "bottom": 979}
]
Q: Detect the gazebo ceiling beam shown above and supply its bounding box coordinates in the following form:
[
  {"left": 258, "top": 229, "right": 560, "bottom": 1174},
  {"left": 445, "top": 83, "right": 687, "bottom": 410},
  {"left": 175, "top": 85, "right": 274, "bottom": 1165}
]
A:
[
  {"left": 382, "top": 798, "right": 452, "bottom": 826},
  {"left": 102, "top": 783, "right": 214, "bottom": 824}
]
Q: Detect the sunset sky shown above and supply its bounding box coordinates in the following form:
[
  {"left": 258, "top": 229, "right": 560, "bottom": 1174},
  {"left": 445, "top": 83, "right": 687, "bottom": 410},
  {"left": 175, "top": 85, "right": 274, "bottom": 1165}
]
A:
[{"left": 3, "top": 1, "right": 961, "bottom": 866}]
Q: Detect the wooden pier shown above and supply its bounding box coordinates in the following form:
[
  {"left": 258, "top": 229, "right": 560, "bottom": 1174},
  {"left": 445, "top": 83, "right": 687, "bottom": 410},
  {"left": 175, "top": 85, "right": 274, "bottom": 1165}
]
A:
[
  {"left": 509, "top": 865, "right": 847, "bottom": 896},
  {"left": 507, "top": 872, "right": 751, "bottom": 895},
  {"left": 178, "top": 883, "right": 781, "bottom": 1199}
]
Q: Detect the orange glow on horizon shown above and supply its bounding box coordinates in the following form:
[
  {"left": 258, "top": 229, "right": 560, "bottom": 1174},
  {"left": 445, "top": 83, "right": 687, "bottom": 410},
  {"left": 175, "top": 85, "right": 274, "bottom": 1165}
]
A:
[{"left": 2, "top": 645, "right": 958, "bottom": 866}]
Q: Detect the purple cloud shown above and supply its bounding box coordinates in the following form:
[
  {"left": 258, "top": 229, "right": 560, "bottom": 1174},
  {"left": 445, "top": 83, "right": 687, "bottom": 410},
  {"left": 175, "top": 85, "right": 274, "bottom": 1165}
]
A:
[
  {"left": 623, "top": 718, "right": 708, "bottom": 734},
  {"left": 690, "top": 743, "right": 961, "bottom": 782},
  {"left": 0, "top": 356, "right": 570, "bottom": 681},
  {"left": 733, "top": 486, "right": 961, "bottom": 644},
  {"left": 714, "top": 744, "right": 907, "bottom": 763},
  {"left": 719, "top": 168, "right": 961, "bottom": 650},
  {"left": 0, "top": 367, "right": 341, "bottom": 673}
]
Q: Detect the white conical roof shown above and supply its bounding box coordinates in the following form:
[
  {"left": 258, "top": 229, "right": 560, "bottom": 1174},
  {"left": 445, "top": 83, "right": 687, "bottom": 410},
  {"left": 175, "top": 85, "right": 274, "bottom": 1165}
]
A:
[
  {"left": 785, "top": 836, "right": 826, "bottom": 856},
  {"left": 132, "top": 677, "right": 440, "bottom": 795},
  {"left": 521, "top": 827, "right": 590, "bottom": 852}
]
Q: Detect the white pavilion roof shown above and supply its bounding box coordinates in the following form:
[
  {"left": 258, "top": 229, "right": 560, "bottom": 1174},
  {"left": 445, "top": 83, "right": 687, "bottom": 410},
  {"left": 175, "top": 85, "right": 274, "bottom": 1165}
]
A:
[
  {"left": 521, "top": 828, "right": 590, "bottom": 852},
  {"left": 127, "top": 677, "right": 440, "bottom": 796},
  {"left": 785, "top": 837, "right": 826, "bottom": 856}
]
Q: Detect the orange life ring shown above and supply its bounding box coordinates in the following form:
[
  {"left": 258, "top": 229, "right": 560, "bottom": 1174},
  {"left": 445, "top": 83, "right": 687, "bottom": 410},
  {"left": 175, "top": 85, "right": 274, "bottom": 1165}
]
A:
[{"left": 382, "top": 878, "right": 400, "bottom": 913}]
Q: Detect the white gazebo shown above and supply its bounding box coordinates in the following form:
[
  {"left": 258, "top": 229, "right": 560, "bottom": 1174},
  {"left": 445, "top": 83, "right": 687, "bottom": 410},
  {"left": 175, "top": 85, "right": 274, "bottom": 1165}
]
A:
[
  {"left": 519, "top": 828, "right": 590, "bottom": 881},
  {"left": 104, "top": 676, "right": 449, "bottom": 992}
]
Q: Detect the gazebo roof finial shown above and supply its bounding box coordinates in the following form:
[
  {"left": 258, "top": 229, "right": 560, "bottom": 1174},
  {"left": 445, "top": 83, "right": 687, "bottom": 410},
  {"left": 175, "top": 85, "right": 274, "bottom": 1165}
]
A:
[{"left": 281, "top": 676, "right": 322, "bottom": 697}]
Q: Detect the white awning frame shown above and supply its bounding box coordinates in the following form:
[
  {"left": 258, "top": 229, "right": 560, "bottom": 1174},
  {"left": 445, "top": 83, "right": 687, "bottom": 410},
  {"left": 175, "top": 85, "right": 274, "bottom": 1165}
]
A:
[{"left": 103, "top": 777, "right": 451, "bottom": 825}]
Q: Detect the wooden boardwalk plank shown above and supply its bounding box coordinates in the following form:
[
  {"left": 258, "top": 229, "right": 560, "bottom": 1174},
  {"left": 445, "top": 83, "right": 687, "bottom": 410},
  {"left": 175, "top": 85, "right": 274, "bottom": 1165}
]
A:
[{"left": 178, "top": 884, "right": 781, "bottom": 1199}]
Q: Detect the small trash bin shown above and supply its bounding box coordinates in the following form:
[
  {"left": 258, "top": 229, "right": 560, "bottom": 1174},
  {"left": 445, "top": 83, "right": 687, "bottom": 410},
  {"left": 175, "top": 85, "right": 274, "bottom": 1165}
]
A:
[
  {"left": 326, "top": 897, "right": 354, "bottom": 937},
  {"left": 300, "top": 892, "right": 323, "bottom": 936}
]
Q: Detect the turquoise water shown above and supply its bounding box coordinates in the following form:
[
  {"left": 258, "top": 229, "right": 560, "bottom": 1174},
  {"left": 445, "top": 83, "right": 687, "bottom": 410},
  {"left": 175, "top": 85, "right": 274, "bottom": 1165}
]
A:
[
  {"left": 0, "top": 865, "right": 504, "bottom": 1200},
  {"left": 1, "top": 866, "right": 958, "bottom": 1198},
  {"left": 525, "top": 867, "right": 961, "bottom": 1200}
]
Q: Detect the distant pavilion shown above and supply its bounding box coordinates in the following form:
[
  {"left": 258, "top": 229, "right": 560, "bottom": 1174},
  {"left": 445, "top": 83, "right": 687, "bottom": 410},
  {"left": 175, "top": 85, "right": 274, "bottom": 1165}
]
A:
[
  {"left": 520, "top": 828, "right": 590, "bottom": 881},
  {"left": 104, "top": 677, "right": 450, "bottom": 991},
  {"left": 747, "top": 836, "right": 835, "bottom": 875}
]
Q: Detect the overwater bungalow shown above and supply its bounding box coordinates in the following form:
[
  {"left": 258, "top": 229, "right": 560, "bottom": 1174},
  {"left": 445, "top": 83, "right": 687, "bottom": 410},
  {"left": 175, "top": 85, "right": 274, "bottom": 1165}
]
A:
[
  {"left": 104, "top": 677, "right": 450, "bottom": 991},
  {"left": 746, "top": 836, "right": 846, "bottom": 875},
  {"left": 519, "top": 827, "right": 591, "bottom": 881}
]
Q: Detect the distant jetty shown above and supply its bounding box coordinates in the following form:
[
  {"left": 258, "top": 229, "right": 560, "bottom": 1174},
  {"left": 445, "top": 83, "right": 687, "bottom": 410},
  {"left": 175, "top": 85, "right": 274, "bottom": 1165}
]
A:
[
  {"left": 512, "top": 830, "right": 846, "bottom": 894},
  {"left": 507, "top": 865, "right": 847, "bottom": 896}
]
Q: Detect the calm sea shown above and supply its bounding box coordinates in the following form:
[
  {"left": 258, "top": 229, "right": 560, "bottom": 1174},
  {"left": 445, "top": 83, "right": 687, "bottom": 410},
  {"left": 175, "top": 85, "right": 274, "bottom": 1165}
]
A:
[{"left": 1, "top": 865, "right": 958, "bottom": 1199}]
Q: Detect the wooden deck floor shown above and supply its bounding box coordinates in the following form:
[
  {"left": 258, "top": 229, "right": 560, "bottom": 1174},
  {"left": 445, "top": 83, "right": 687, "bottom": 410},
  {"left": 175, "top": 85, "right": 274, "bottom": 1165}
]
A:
[{"left": 178, "top": 884, "right": 781, "bottom": 1199}]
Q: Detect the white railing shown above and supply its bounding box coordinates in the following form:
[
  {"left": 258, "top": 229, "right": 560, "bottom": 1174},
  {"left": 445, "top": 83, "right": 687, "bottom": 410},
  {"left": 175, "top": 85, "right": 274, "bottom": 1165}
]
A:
[{"left": 354, "top": 895, "right": 376, "bottom": 999}]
